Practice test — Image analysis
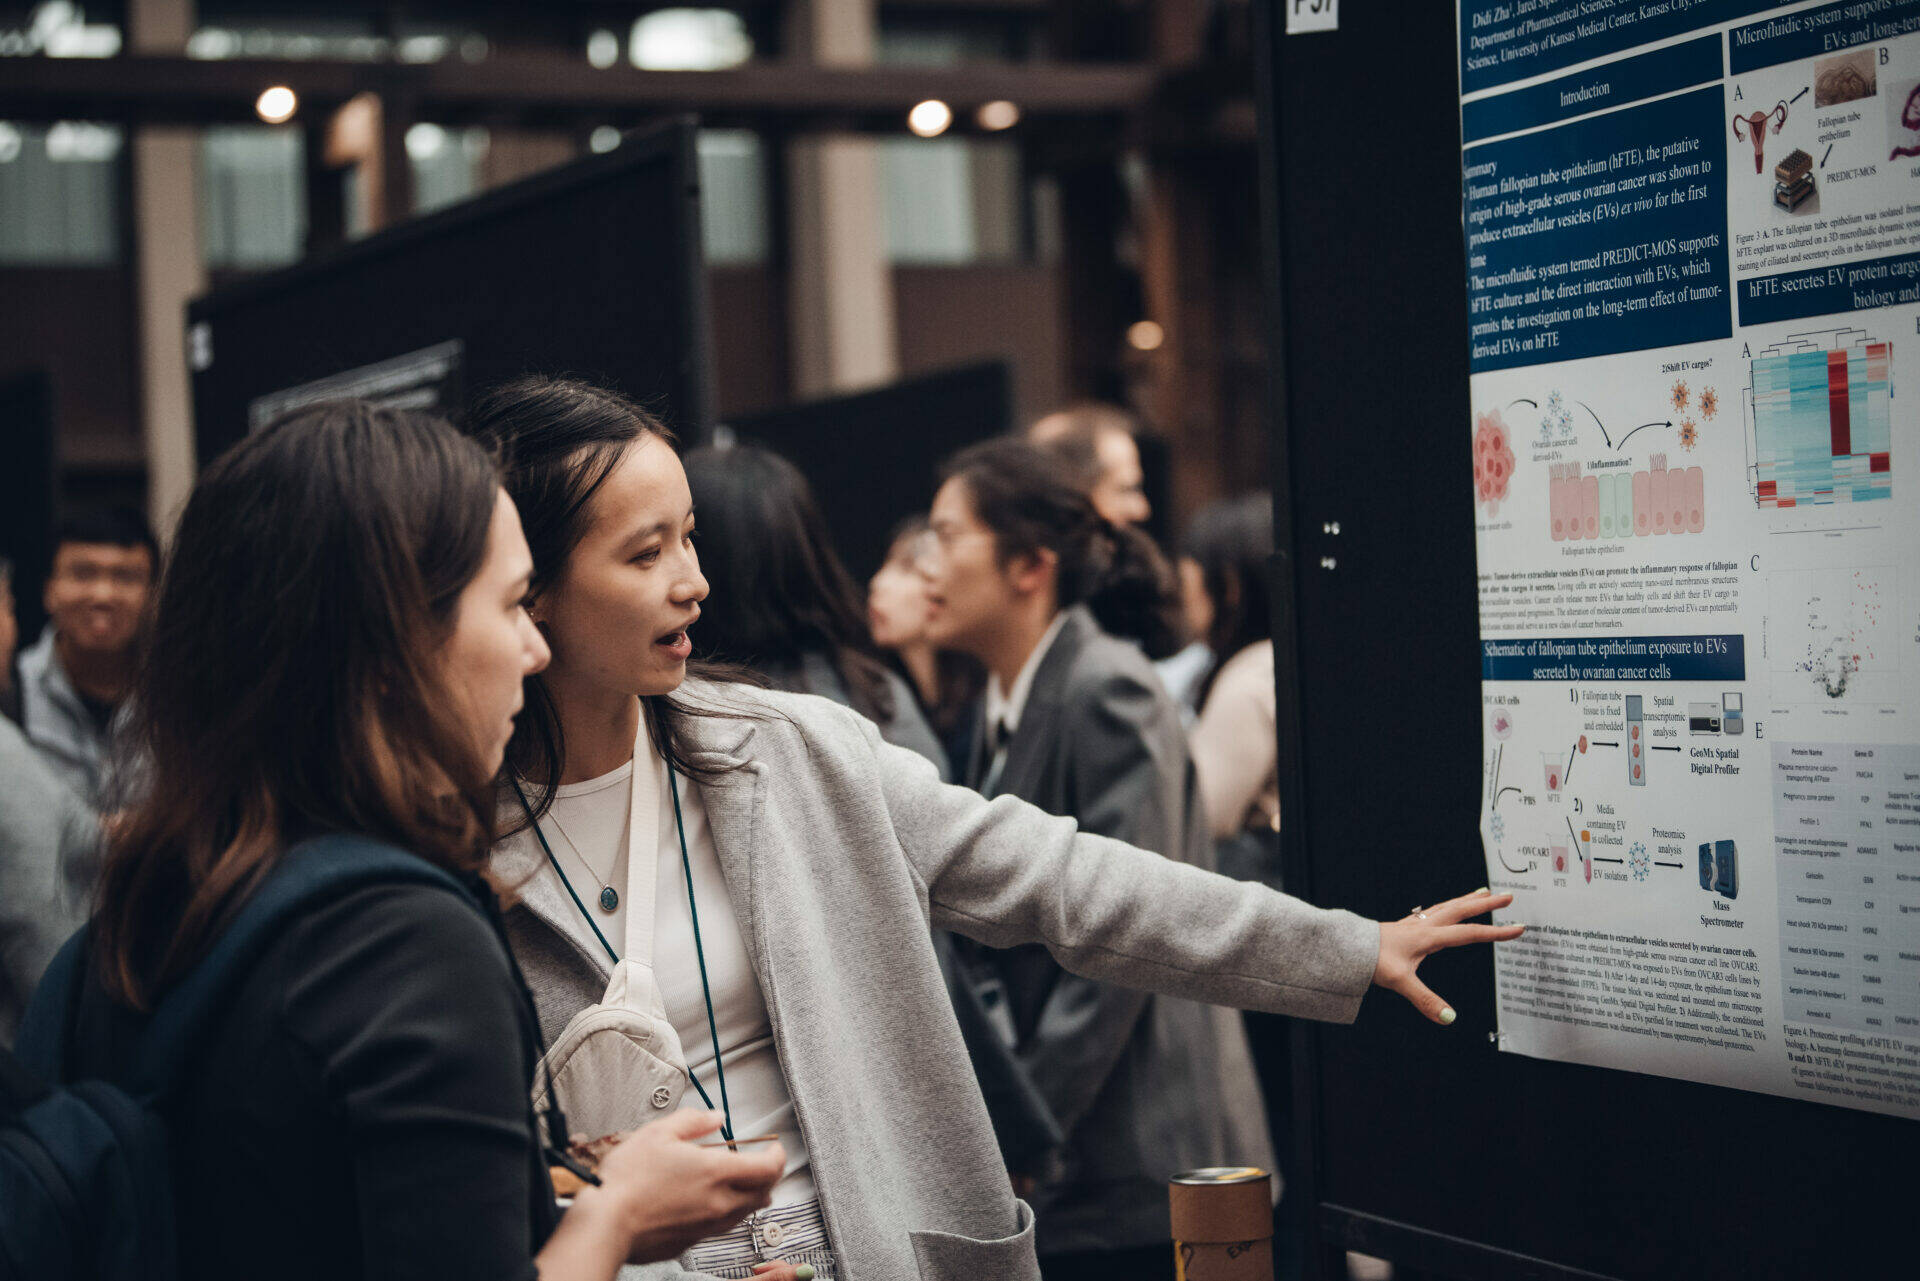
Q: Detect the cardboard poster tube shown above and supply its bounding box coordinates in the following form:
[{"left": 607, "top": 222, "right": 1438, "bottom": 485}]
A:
[{"left": 1170, "top": 1167, "right": 1274, "bottom": 1281}]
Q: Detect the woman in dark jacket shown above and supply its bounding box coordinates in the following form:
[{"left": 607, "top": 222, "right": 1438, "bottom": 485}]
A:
[{"left": 57, "top": 402, "right": 791, "bottom": 1281}]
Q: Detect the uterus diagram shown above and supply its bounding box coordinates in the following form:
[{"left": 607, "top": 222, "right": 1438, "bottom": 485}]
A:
[
  {"left": 1732, "top": 101, "right": 1788, "bottom": 173},
  {"left": 1892, "top": 85, "right": 1920, "bottom": 161}
]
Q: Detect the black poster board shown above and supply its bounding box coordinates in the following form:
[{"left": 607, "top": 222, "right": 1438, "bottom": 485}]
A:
[
  {"left": 188, "top": 120, "right": 710, "bottom": 466},
  {"left": 725, "top": 362, "right": 1012, "bottom": 580},
  {"left": 1253, "top": 3, "right": 1907, "bottom": 1278},
  {"left": 0, "top": 368, "right": 54, "bottom": 645}
]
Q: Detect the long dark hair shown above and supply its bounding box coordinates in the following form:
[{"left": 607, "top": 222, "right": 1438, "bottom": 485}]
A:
[
  {"left": 941, "top": 438, "right": 1181, "bottom": 656},
  {"left": 464, "top": 376, "right": 751, "bottom": 825},
  {"left": 95, "top": 402, "right": 501, "bottom": 1009},
  {"left": 682, "top": 443, "right": 897, "bottom": 724},
  {"left": 1182, "top": 492, "right": 1275, "bottom": 704}
]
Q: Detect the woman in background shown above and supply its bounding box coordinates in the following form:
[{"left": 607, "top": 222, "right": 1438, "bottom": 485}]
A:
[
  {"left": 922, "top": 442, "right": 1270, "bottom": 1280},
  {"left": 682, "top": 443, "right": 946, "bottom": 776},
  {"left": 866, "top": 515, "right": 983, "bottom": 777},
  {"left": 1181, "top": 493, "right": 1283, "bottom": 880}
]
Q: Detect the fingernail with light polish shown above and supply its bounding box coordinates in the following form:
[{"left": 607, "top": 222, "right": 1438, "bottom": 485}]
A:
[
  {"left": 1440, "top": 1007, "right": 1457, "bottom": 1025},
  {"left": 797, "top": 1267, "right": 817, "bottom": 1281},
  {"left": 1475, "top": 887, "right": 1489, "bottom": 895}
]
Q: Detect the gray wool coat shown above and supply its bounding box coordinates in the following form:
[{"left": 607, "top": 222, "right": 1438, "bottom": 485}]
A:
[{"left": 497, "top": 679, "right": 1379, "bottom": 1281}]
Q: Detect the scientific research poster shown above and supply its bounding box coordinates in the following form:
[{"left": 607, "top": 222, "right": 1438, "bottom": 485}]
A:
[{"left": 1462, "top": 0, "right": 1920, "bottom": 1119}]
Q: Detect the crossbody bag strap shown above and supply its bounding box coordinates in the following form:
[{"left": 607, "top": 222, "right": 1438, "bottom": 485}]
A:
[{"left": 511, "top": 753, "right": 736, "bottom": 1142}]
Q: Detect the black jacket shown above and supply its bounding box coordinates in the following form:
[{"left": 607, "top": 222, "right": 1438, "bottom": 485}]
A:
[{"left": 69, "top": 877, "right": 560, "bottom": 1281}]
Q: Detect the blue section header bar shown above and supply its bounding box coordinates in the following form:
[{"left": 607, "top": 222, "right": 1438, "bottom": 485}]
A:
[
  {"left": 1462, "top": 0, "right": 1790, "bottom": 96},
  {"left": 1462, "top": 35, "right": 1724, "bottom": 145},
  {"left": 1464, "top": 87, "right": 1731, "bottom": 373},
  {"left": 1481, "top": 635, "right": 1747, "bottom": 681},
  {"left": 1730, "top": 0, "right": 1920, "bottom": 75},
  {"left": 1738, "top": 248, "right": 1920, "bottom": 325}
]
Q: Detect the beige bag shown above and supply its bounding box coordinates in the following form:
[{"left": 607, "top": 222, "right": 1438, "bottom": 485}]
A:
[{"left": 533, "top": 958, "right": 691, "bottom": 1141}]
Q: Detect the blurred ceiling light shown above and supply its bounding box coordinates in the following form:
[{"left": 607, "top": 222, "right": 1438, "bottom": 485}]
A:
[
  {"left": 255, "top": 85, "right": 297, "bottom": 125},
  {"left": 907, "top": 100, "right": 953, "bottom": 138},
  {"left": 0, "top": 123, "right": 22, "bottom": 164},
  {"left": 586, "top": 28, "right": 620, "bottom": 69},
  {"left": 404, "top": 122, "right": 446, "bottom": 161},
  {"left": 976, "top": 100, "right": 1020, "bottom": 131},
  {"left": 589, "top": 126, "right": 623, "bottom": 154},
  {"left": 45, "top": 120, "right": 118, "bottom": 161},
  {"left": 630, "top": 9, "right": 752, "bottom": 71},
  {"left": 1126, "top": 320, "right": 1165, "bottom": 352}
]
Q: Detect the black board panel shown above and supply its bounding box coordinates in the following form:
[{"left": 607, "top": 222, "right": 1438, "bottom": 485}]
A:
[
  {"left": 1253, "top": 3, "right": 1909, "bottom": 1278},
  {"left": 188, "top": 119, "right": 709, "bottom": 466},
  {"left": 725, "top": 361, "right": 1012, "bottom": 581}
]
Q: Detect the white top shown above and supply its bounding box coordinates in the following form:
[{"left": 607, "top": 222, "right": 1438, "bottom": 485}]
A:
[
  {"left": 525, "top": 731, "right": 816, "bottom": 1206},
  {"left": 984, "top": 610, "right": 1070, "bottom": 739},
  {"left": 1189, "top": 639, "right": 1280, "bottom": 840}
]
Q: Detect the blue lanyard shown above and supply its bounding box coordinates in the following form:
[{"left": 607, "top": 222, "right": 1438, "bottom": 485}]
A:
[{"left": 510, "top": 766, "right": 737, "bottom": 1142}]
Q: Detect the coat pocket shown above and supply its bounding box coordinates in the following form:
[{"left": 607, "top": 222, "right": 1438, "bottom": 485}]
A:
[{"left": 907, "top": 1199, "right": 1041, "bottom": 1281}]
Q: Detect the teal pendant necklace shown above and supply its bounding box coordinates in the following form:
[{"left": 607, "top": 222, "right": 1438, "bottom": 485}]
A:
[{"left": 543, "top": 803, "right": 622, "bottom": 913}]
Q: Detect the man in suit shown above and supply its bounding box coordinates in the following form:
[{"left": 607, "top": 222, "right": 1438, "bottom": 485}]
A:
[{"left": 925, "top": 440, "right": 1275, "bottom": 1281}]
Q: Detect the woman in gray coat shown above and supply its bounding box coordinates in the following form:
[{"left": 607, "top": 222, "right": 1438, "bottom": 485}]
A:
[{"left": 468, "top": 377, "right": 1519, "bottom": 1281}]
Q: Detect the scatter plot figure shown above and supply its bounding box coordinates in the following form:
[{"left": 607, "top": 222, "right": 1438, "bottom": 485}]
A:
[
  {"left": 1778, "top": 568, "right": 1887, "bottom": 700},
  {"left": 1473, "top": 409, "right": 1517, "bottom": 514},
  {"left": 1671, "top": 380, "right": 1690, "bottom": 412},
  {"left": 1630, "top": 841, "right": 1649, "bottom": 882}
]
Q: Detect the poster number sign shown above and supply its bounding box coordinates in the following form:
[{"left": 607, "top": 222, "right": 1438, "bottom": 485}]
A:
[{"left": 1286, "top": 0, "right": 1338, "bottom": 34}]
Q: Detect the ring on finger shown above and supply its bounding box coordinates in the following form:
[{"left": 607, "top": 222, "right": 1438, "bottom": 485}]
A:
[{"left": 1410, "top": 906, "right": 1430, "bottom": 919}]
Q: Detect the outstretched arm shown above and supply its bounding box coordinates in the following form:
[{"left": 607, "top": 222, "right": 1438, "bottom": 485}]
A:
[{"left": 865, "top": 718, "right": 1519, "bottom": 1028}]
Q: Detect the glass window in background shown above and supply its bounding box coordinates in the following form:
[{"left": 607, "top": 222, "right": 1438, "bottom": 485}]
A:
[
  {"left": 876, "top": 26, "right": 1028, "bottom": 265},
  {"left": 0, "top": 121, "right": 122, "bottom": 266},
  {"left": 696, "top": 130, "right": 767, "bottom": 266},
  {"left": 201, "top": 126, "right": 305, "bottom": 270},
  {"left": 186, "top": 9, "right": 483, "bottom": 64},
  {"left": 408, "top": 124, "right": 489, "bottom": 217}
]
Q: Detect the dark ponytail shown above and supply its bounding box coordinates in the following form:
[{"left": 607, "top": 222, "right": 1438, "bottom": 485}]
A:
[{"left": 941, "top": 438, "right": 1182, "bottom": 656}]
